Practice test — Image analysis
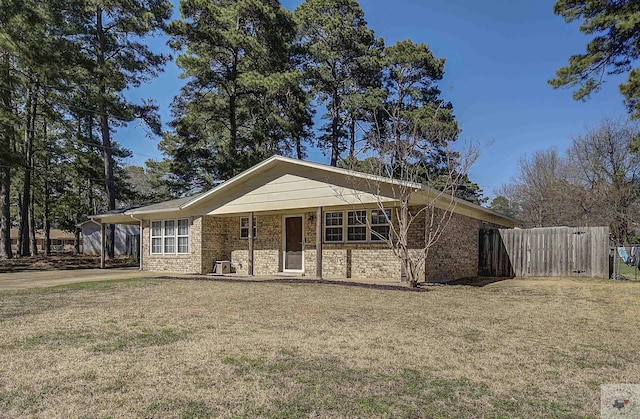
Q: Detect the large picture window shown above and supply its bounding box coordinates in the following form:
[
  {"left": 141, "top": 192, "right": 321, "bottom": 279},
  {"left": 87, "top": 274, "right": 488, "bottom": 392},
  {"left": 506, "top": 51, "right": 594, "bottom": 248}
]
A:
[
  {"left": 150, "top": 218, "right": 190, "bottom": 255},
  {"left": 240, "top": 217, "right": 257, "bottom": 239}
]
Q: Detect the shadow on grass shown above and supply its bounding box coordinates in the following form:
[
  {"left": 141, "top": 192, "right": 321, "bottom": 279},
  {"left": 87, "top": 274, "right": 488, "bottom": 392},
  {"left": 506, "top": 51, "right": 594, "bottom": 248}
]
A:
[
  {"left": 428, "top": 277, "right": 513, "bottom": 287},
  {"left": 158, "top": 276, "right": 430, "bottom": 292}
]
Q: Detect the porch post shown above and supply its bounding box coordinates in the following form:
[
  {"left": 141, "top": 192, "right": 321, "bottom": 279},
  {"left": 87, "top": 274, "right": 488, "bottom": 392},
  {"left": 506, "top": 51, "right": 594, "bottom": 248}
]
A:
[
  {"left": 138, "top": 220, "right": 143, "bottom": 271},
  {"left": 100, "top": 222, "right": 105, "bottom": 269},
  {"left": 248, "top": 212, "right": 254, "bottom": 276},
  {"left": 316, "top": 206, "right": 322, "bottom": 279}
]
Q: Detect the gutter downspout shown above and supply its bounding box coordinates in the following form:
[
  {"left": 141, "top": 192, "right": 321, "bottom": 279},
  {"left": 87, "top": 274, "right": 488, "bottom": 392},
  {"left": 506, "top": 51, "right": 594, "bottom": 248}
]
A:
[
  {"left": 89, "top": 217, "right": 105, "bottom": 269},
  {"left": 129, "top": 214, "right": 144, "bottom": 271}
]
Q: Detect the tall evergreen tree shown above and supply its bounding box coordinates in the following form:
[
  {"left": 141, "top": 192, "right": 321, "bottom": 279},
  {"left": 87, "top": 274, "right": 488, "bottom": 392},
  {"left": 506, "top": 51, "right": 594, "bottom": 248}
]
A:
[
  {"left": 550, "top": 0, "right": 640, "bottom": 122},
  {"left": 159, "top": 0, "right": 309, "bottom": 194},
  {"left": 294, "top": 0, "right": 382, "bottom": 166},
  {"left": 375, "top": 40, "right": 459, "bottom": 172},
  {"left": 70, "top": 0, "right": 171, "bottom": 258}
]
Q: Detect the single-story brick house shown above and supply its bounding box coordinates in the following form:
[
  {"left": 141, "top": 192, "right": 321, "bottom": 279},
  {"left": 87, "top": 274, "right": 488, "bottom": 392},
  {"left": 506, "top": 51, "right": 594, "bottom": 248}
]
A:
[{"left": 91, "top": 156, "right": 518, "bottom": 281}]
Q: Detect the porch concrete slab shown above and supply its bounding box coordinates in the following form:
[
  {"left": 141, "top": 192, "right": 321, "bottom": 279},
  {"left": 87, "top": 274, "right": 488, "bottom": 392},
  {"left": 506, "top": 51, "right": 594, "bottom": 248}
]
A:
[{"left": 0, "top": 268, "right": 190, "bottom": 291}]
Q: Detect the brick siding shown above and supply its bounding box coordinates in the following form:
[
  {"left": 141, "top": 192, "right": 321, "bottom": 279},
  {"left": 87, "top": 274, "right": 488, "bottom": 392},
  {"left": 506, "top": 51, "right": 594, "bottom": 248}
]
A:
[{"left": 144, "top": 207, "right": 507, "bottom": 281}]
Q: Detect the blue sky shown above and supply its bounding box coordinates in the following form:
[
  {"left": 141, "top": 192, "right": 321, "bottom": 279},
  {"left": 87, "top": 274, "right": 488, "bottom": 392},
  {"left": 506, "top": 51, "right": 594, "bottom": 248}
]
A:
[{"left": 117, "top": 0, "right": 629, "bottom": 200}]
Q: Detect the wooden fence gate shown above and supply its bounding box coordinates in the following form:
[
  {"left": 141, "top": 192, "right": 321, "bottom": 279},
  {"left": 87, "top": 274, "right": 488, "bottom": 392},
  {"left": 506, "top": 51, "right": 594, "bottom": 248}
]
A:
[{"left": 479, "top": 226, "right": 610, "bottom": 278}]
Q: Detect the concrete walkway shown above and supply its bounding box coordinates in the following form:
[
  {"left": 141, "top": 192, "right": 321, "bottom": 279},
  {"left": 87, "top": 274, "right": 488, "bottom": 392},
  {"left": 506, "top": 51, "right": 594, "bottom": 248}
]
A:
[{"left": 0, "top": 268, "right": 173, "bottom": 291}]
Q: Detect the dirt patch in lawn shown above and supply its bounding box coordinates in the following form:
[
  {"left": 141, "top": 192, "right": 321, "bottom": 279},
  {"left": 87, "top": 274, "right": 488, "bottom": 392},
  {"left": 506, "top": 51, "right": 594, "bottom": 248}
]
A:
[
  {"left": 0, "top": 277, "right": 638, "bottom": 417},
  {"left": 0, "top": 254, "right": 137, "bottom": 273}
]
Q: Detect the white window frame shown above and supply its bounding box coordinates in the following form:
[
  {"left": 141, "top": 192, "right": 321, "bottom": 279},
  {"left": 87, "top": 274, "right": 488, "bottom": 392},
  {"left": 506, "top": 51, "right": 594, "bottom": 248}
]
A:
[
  {"left": 370, "top": 209, "right": 392, "bottom": 242},
  {"left": 324, "top": 211, "right": 344, "bottom": 243},
  {"left": 239, "top": 216, "right": 257, "bottom": 239},
  {"left": 346, "top": 210, "right": 367, "bottom": 242},
  {"left": 150, "top": 218, "right": 190, "bottom": 255},
  {"left": 323, "top": 209, "right": 392, "bottom": 243}
]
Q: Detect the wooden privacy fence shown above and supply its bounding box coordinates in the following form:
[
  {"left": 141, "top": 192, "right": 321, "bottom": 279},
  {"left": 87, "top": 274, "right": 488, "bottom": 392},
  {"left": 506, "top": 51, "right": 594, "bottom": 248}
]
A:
[{"left": 479, "top": 226, "right": 610, "bottom": 278}]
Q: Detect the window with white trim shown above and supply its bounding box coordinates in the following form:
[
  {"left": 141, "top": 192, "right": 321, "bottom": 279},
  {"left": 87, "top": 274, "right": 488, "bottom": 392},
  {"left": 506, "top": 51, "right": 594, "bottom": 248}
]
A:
[
  {"left": 164, "top": 220, "right": 175, "bottom": 253},
  {"left": 151, "top": 221, "right": 162, "bottom": 254},
  {"left": 177, "top": 219, "right": 189, "bottom": 253},
  {"left": 150, "top": 218, "right": 190, "bottom": 255},
  {"left": 240, "top": 217, "right": 256, "bottom": 239},
  {"left": 324, "top": 211, "right": 343, "bottom": 242},
  {"left": 347, "top": 210, "right": 367, "bottom": 241},
  {"left": 370, "top": 209, "right": 392, "bottom": 241}
]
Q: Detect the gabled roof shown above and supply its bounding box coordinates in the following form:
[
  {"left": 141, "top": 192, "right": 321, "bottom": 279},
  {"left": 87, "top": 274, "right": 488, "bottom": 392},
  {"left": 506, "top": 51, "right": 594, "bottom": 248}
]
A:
[
  {"left": 181, "top": 155, "right": 421, "bottom": 210},
  {"left": 92, "top": 155, "right": 519, "bottom": 226}
]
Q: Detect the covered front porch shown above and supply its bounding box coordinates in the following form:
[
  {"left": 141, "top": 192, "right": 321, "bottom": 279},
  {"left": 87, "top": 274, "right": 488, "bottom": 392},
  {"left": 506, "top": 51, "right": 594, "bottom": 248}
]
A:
[{"left": 199, "top": 207, "right": 401, "bottom": 281}]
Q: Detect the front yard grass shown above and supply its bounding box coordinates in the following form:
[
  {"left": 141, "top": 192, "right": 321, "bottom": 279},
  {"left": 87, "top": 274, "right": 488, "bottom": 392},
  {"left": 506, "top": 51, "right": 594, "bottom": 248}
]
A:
[{"left": 0, "top": 277, "right": 638, "bottom": 417}]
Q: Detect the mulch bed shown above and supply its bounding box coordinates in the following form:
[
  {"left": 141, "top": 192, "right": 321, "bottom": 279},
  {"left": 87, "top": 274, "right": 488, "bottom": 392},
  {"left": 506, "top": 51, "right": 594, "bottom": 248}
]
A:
[{"left": 0, "top": 254, "right": 138, "bottom": 273}]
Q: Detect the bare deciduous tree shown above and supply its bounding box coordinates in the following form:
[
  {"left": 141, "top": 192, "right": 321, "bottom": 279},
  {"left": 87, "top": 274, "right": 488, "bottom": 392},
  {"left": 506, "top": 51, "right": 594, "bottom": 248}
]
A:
[
  {"left": 569, "top": 118, "right": 640, "bottom": 244},
  {"left": 341, "top": 121, "right": 479, "bottom": 288},
  {"left": 500, "top": 118, "right": 640, "bottom": 243}
]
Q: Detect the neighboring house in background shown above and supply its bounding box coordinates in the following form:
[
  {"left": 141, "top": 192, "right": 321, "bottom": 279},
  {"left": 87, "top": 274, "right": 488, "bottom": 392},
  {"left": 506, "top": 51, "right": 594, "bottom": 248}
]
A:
[
  {"left": 91, "top": 156, "right": 519, "bottom": 282},
  {"left": 79, "top": 222, "right": 139, "bottom": 256},
  {"left": 10, "top": 228, "right": 77, "bottom": 253}
]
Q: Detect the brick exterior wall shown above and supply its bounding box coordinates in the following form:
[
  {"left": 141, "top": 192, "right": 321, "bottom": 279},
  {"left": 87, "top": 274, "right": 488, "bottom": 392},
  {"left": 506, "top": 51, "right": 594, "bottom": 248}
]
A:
[
  {"left": 424, "top": 210, "right": 484, "bottom": 282},
  {"left": 144, "top": 207, "right": 507, "bottom": 281},
  {"left": 142, "top": 217, "right": 202, "bottom": 273}
]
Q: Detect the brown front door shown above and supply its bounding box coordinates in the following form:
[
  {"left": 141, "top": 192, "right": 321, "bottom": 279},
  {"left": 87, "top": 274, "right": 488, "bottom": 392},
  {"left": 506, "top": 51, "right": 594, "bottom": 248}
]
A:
[{"left": 285, "top": 217, "right": 303, "bottom": 270}]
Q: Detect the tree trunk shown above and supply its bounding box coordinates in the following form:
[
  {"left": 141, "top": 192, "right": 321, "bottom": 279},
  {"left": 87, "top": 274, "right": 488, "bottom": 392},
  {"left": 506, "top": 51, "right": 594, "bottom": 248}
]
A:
[
  {"left": 74, "top": 227, "right": 81, "bottom": 255},
  {"left": 29, "top": 188, "right": 37, "bottom": 255},
  {"left": 0, "top": 168, "right": 10, "bottom": 259},
  {"left": 330, "top": 91, "right": 340, "bottom": 167},
  {"left": 349, "top": 116, "right": 356, "bottom": 160},
  {"left": 229, "top": 49, "right": 238, "bottom": 177},
  {"left": 0, "top": 55, "right": 13, "bottom": 259},
  {"left": 43, "top": 119, "right": 50, "bottom": 256},
  {"left": 19, "top": 81, "right": 38, "bottom": 256},
  {"left": 400, "top": 197, "right": 415, "bottom": 287},
  {"left": 96, "top": 6, "right": 115, "bottom": 259},
  {"left": 296, "top": 138, "right": 303, "bottom": 160}
]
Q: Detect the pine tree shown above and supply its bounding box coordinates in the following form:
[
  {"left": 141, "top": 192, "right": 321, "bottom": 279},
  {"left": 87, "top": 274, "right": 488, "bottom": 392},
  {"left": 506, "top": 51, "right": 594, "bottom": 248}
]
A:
[
  {"left": 70, "top": 0, "right": 171, "bottom": 258},
  {"left": 160, "top": 0, "right": 310, "bottom": 194},
  {"left": 294, "top": 0, "right": 382, "bottom": 166}
]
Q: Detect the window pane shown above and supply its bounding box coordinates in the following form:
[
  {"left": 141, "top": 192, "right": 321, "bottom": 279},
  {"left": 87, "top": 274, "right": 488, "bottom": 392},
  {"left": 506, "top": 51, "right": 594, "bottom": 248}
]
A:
[
  {"left": 325, "top": 227, "right": 343, "bottom": 242},
  {"left": 347, "top": 226, "right": 366, "bottom": 241},
  {"left": 178, "top": 219, "right": 189, "bottom": 236},
  {"left": 178, "top": 237, "right": 189, "bottom": 253},
  {"left": 240, "top": 217, "right": 256, "bottom": 238},
  {"left": 325, "top": 212, "right": 343, "bottom": 226},
  {"left": 151, "top": 221, "right": 162, "bottom": 237},
  {"left": 164, "top": 236, "right": 175, "bottom": 253},
  {"left": 152, "top": 237, "right": 162, "bottom": 254},
  {"left": 371, "top": 209, "right": 391, "bottom": 225},
  {"left": 348, "top": 210, "right": 366, "bottom": 226},
  {"left": 371, "top": 225, "right": 390, "bottom": 241},
  {"left": 164, "top": 220, "right": 175, "bottom": 236}
]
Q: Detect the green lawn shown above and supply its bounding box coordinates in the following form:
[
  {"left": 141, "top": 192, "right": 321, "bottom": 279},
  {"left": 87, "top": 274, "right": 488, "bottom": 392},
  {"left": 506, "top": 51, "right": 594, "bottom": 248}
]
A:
[{"left": 0, "top": 277, "right": 638, "bottom": 418}]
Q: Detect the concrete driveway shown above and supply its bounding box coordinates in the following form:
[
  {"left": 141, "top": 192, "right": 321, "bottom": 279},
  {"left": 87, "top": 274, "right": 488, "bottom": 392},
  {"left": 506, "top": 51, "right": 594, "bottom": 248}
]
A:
[{"left": 0, "top": 268, "right": 174, "bottom": 291}]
